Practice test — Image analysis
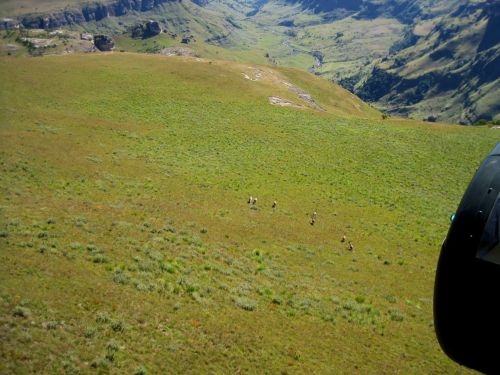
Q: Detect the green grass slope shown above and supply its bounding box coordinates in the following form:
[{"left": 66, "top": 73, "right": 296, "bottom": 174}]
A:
[
  {"left": 0, "top": 53, "right": 497, "bottom": 374},
  {"left": 0, "top": 0, "right": 94, "bottom": 17}
]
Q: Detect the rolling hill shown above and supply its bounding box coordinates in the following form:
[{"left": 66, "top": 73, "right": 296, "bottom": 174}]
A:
[
  {"left": 1, "top": 0, "right": 498, "bottom": 124},
  {"left": 1, "top": 51, "right": 498, "bottom": 374}
]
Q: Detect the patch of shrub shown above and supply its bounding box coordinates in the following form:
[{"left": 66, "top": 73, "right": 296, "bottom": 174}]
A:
[
  {"left": 90, "top": 358, "right": 111, "bottom": 370},
  {"left": 111, "top": 320, "right": 125, "bottom": 332},
  {"left": 45, "top": 320, "right": 60, "bottom": 330},
  {"left": 106, "top": 340, "right": 120, "bottom": 361},
  {"left": 93, "top": 254, "right": 110, "bottom": 264},
  {"left": 164, "top": 225, "right": 176, "bottom": 233},
  {"left": 13, "top": 305, "right": 31, "bottom": 318},
  {"left": 233, "top": 296, "right": 257, "bottom": 311},
  {"left": 96, "top": 311, "right": 110, "bottom": 324},
  {"left": 84, "top": 325, "right": 97, "bottom": 338},
  {"left": 389, "top": 308, "right": 404, "bottom": 322},
  {"left": 384, "top": 294, "right": 397, "bottom": 303},
  {"left": 74, "top": 217, "right": 87, "bottom": 227},
  {"left": 160, "top": 261, "right": 176, "bottom": 274},
  {"left": 355, "top": 296, "right": 366, "bottom": 304},
  {"left": 70, "top": 242, "right": 82, "bottom": 250},
  {"left": 112, "top": 271, "right": 130, "bottom": 285},
  {"left": 272, "top": 296, "right": 282, "bottom": 305}
]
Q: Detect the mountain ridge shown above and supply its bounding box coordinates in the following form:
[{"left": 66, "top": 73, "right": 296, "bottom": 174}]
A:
[{"left": 0, "top": 0, "right": 498, "bottom": 124}]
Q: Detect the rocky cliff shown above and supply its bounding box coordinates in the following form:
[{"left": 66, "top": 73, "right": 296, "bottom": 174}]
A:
[{"left": 1, "top": 0, "right": 179, "bottom": 29}]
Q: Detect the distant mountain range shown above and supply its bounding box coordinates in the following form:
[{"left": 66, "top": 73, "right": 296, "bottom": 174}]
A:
[
  {"left": 1, "top": 0, "right": 498, "bottom": 124},
  {"left": 273, "top": 0, "right": 500, "bottom": 124}
]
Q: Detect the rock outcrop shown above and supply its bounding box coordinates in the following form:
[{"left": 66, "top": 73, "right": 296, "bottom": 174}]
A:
[
  {"left": 159, "top": 46, "right": 198, "bottom": 57},
  {"left": 94, "top": 35, "right": 115, "bottom": 51},
  {"left": 0, "top": 18, "right": 20, "bottom": 29},
  {"left": 131, "top": 20, "right": 162, "bottom": 38},
  {"left": 0, "top": 0, "right": 179, "bottom": 30},
  {"left": 144, "top": 20, "right": 161, "bottom": 37}
]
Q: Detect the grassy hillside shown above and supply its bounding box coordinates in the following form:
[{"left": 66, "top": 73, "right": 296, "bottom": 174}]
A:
[
  {"left": 0, "top": 53, "right": 497, "bottom": 374},
  {"left": 0, "top": 0, "right": 107, "bottom": 17},
  {"left": 1, "top": 0, "right": 498, "bottom": 124}
]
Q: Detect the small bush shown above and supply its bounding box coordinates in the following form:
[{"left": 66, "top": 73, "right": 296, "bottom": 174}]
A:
[
  {"left": 112, "top": 271, "right": 130, "bottom": 285},
  {"left": 86, "top": 244, "right": 98, "bottom": 252},
  {"left": 134, "top": 366, "right": 148, "bottom": 375},
  {"left": 389, "top": 308, "right": 404, "bottom": 322},
  {"left": 93, "top": 254, "right": 109, "bottom": 264},
  {"left": 96, "top": 311, "right": 110, "bottom": 324},
  {"left": 322, "top": 314, "right": 336, "bottom": 323},
  {"left": 160, "top": 262, "right": 176, "bottom": 274},
  {"left": 84, "top": 325, "right": 97, "bottom": 338},
  {"left": 234, "top": 296, "right": 257, "bottom": 311},
  {"left": 106, "top": 339, "right": 120, "bottom": 354},
  {"left": 90, "top": 358, "right": 111, "bottom": 370},
  {"left": 111, "top": 320, "right": 125, "bottom": 332},
  {"left": 342, "top": 301, "right": 356, "bottom": 311},
  {"left": 13, "top": 305, "right": 31, "bottom": 318},
  {"left": 138, "top": 260, "right": 154, "bottom": 272},
  {"left": 384, "top": 294, "right": 397, "bottom": 303},
  {"left": 45, "top": 320, "right": 59, "bottom": 330},
  {"left": 164, "top": 226, "right": 176, "bottom": 233},
  {"left": 70, "top": 242, "right": 82, "bottom": 250},
  {"left": 74, "top": 217, "right": 87, "bottom": 227},
  {"left": 355, "top": 296, "right": 365, "bottom": 304}
]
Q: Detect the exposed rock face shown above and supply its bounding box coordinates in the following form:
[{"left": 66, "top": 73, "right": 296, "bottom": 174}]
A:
[
  {"left": 132, "top": 20, "right": 162, "bottom": 38},
  {"left": 20, "top": 37, "right": 57, "bottom": 49},
  {"left": 2, "top": 0, "right": 178, "bottom": 30},
  {"left": 131, "top": 24, "right": 145, "bottom": 38},
  {"left": 80, "top": 33, "right": 93, "bottom": 41},
  {"left": 159, "top": 46, "right": 198, "bottom": 57},
  {"left": 144, "top": 20, "right": 161, "bottom": 37},
  {"left": 94, "top": 35, "right": 115, "bottom": 51},
  {"left": 0, "top": 18, "right": 20, "bottom": 29},
  {"left": 181, "top": 35, "right": 194, "bottom": 44}
]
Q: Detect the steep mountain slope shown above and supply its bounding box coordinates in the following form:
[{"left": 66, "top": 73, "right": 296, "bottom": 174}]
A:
[
  {"left": 1, "top": 51, "right": 498, "bottom": 374},
  {"left": 196, "top": 0, "right": 500, "bottom": 124},
  {"left": 356, "top": 0, "right": 500, "bottom": 124},
  {"left": 0, "top": 0, "right": 498, "bottom": 124},
  {"left": 261, "top": 0, "right": 499, "bottom": 123}
]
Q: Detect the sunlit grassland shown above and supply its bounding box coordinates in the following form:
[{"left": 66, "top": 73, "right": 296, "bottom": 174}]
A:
[
  {"left": 0, "top": 0, "right": 101, "bottom": 17},
  {"left": 0, "top": 53, "right": 496, "bottom": 374}
]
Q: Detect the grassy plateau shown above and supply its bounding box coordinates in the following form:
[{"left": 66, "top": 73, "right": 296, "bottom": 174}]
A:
[{"left": 0, "top": 52, "right": 497, "bottom": 374}]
